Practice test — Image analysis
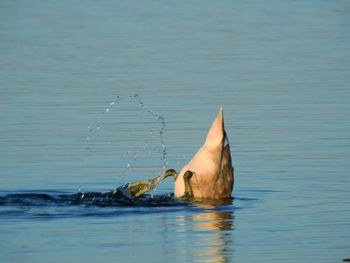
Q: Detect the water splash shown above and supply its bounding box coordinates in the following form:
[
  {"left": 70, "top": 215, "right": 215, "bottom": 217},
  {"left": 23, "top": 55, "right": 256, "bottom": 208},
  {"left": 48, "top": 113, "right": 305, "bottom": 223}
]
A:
[
  {"left": 0, "top": 191, "right": 186, "bottom": 208},
  {"left": 132, "top": 94, "right": 168, "bottom": 173},
  {"left": 85, "top": 94, "right": 169, "bottom": 179}
]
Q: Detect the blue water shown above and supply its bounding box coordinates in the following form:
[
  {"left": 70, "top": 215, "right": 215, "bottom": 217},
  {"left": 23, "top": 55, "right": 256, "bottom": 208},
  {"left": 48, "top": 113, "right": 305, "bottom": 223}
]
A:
[{"left": 1, "top": 0, "right": 350, "bottom": 262}]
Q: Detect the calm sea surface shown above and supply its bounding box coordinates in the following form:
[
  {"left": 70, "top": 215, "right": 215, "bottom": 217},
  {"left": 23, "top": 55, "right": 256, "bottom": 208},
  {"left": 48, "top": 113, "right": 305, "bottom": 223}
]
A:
[{"left": 1, "top": 0, "right": 349, "bottom": 262}]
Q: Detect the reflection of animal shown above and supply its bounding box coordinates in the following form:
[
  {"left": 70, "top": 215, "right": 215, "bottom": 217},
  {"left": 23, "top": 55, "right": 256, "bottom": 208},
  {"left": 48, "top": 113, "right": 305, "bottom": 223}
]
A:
[{"left": 175, "top": 107, "right": 234, "bottom": 199}]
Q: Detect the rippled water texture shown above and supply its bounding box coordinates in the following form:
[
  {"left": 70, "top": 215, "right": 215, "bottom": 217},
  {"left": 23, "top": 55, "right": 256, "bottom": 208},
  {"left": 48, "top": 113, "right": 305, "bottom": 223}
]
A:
[{"left": 0, "top": 0, "right": 350, "bottom": 262}]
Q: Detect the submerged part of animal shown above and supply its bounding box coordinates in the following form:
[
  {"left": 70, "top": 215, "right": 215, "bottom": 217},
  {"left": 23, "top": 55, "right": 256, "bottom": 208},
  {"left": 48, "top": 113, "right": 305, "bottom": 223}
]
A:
[
  {"left": 174, "top": 107, "right": 234, "bottom": 199},
  {"left": 127, "top": 169, "right": 177, "bottom": 197}
]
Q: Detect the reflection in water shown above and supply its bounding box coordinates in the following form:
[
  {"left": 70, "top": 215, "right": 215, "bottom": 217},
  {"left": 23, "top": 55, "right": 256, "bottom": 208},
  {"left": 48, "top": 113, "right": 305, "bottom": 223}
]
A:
[
  {"left": 176, "top": 200, "right": 235, "bottom": 263},
  {"left": 192, "top": 211, "right": 234, "bottom": 232}
]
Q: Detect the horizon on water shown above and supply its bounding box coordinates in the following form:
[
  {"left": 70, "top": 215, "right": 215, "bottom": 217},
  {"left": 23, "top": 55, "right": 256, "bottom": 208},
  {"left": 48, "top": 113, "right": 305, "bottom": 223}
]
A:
[{"left": 0, "top": 1, "right": 349, "bottom": 262}]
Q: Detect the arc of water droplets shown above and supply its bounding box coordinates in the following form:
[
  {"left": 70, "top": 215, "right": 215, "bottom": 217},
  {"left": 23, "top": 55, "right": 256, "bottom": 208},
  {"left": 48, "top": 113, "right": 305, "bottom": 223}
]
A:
[
  {"left": 85, "top": 96, "right": 122, "bottom": 152},
  {"left": 132, "top": 94, "right": 168, "bottom": 173},
  {"left": 85, "top": 94, "right": 168, "bottom": 178}
]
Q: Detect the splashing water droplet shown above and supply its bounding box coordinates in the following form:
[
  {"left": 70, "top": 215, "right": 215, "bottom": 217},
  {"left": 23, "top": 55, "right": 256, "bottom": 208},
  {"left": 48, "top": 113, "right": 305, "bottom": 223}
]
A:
[{"left": 85, "top": 94, "right": 169, "bottom": 179}]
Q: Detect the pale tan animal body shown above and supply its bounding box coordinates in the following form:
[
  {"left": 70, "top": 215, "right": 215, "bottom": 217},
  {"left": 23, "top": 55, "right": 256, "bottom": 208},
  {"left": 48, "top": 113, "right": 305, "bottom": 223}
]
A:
[{"left": 174, "top": 108, "right": 234, "bottom": 199}]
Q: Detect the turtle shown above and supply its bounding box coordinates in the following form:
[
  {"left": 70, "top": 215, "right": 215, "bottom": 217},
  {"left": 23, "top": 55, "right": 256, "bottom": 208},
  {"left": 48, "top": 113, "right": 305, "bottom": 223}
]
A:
[
  {"left": 127, "top": 169, "right": 177, "bottom": 197},
  {"left": 126, "top": 169, "right": 194, "bottom": 199}
]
